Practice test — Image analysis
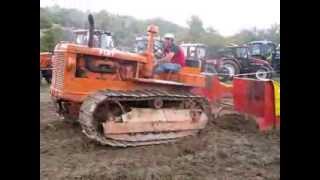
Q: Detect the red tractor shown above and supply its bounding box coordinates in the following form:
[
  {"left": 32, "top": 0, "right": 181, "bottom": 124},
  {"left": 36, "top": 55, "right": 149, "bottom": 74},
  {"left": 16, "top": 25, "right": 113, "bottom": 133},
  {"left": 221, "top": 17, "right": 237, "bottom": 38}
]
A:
[
  {"left": 179, "top": 43, "right": 274, "bottom": 81},
  {"left": 214, "top": 44, "right": 274, "bottom": 81}
]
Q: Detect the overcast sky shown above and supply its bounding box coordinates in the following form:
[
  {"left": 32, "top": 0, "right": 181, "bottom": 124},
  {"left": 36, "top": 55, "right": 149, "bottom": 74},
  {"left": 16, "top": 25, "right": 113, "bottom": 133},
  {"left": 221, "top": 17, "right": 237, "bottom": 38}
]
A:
[{"left": 40, "top": 0, "right": 280, "bottom": 36}]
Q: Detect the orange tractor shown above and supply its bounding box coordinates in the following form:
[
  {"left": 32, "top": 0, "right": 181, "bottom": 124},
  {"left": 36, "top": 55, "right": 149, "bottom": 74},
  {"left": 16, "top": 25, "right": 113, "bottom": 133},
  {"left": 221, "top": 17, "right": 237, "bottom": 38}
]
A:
[
  {"left": 50, "top": 14, "right": 279, "bottom": 147},
  {"left": 40, "top": 28, "right": 114, "bottom": 84}
]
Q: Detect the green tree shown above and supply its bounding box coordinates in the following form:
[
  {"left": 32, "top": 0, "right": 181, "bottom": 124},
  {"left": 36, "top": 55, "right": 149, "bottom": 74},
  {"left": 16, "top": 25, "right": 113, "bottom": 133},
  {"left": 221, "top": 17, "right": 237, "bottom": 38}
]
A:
[
  {"left": 40, "top": 30, "right": 54, "bottom": 51},
  {"left": 40, "top": 8, "right": 52, "bottom": 29},
  {"left": 40, "top": 25, "right": 65, "bottom": 51},
  {"left": 39, "top": 6, "right": 280, "bottom": 52},
  {"left": 186, "top": 15, "right": 205, "bottom": 41},
  {"left": 266, "top": 23, "right": 280, "bottom": 44},
  {"left": 226, "top": 24, "right": 280, "bottom": 45},
  {"left": 94, "top": 10, "right": 111, "bottom": 30}
]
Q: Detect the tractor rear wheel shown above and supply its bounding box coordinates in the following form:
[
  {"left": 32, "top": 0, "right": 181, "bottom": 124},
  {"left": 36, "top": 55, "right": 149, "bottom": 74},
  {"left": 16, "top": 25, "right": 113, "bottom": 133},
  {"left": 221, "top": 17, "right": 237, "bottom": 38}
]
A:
[{"left": 220, "top": 60, "right": 240, "bottom": 82}]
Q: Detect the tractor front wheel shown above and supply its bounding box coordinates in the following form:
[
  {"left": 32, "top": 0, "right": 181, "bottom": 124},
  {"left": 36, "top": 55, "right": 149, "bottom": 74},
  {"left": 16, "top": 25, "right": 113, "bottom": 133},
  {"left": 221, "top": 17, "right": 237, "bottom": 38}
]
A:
[{"left": 255, "top": 66, "right": 272, "bottom": 80}]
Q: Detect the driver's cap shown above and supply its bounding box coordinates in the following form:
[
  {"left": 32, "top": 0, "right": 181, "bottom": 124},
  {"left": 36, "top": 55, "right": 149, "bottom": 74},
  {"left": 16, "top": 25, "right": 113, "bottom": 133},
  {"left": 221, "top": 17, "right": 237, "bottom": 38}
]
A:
[{"left": 164, "top": 33, "right": 175, "bottom": 40}]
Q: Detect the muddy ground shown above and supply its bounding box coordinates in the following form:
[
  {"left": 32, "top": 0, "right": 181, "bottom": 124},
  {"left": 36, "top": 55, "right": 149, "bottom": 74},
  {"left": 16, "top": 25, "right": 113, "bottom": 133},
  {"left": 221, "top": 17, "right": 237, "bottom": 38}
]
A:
[{"left": 40, "top": 83, "right": 280, "bottom": 180}]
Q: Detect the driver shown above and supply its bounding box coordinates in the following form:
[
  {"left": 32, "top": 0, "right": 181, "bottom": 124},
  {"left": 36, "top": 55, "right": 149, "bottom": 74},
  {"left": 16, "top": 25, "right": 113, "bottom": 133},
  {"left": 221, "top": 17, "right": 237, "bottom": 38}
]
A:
[{"left": 153, "top": 33, "right": 185, "bottom": 74}]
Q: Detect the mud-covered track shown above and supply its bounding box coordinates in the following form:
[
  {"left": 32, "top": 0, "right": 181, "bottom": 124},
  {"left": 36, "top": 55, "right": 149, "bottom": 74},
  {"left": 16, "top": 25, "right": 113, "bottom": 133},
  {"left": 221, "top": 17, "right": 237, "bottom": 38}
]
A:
[{"left": 79, "top": 89, "right": 211, "bottom": 147}]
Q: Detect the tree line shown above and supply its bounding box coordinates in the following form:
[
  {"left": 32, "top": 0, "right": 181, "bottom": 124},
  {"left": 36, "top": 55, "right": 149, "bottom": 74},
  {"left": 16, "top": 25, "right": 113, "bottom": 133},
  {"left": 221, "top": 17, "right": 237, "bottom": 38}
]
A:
[{"left": 40, "top": 6, "right": 280, "bottom": 57}]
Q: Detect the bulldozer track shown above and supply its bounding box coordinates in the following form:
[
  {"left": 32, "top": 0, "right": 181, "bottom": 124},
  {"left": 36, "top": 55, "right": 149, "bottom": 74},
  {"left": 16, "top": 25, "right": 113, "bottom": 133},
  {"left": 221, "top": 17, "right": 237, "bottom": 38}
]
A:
[{"left": 79, "top": 89, "right": 211, "bottom": 147}]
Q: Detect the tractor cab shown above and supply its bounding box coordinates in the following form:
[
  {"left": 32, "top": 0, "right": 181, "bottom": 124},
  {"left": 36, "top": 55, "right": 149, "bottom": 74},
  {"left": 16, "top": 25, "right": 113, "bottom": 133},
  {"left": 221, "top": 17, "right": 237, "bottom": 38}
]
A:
[
  {"left": 219, "top": 45, "right": 252, "bottom": 67},
  {"left": 180, "top": 43, "right": 207, "bottom": 68},
  {"left": 246, "top": 40, "right": 277, "bottom": 60},
  {"left": 134, "top": 35, "right": 164, "bottom": 59},
  {"left": 179, "top": 43, "right": 221, "bottom": 73},
  {"left": 73, "top": 29, "right": 114, "bottom": 49},
  {"left": 219, "top": 44, "right": 250, "bottom": 59}
]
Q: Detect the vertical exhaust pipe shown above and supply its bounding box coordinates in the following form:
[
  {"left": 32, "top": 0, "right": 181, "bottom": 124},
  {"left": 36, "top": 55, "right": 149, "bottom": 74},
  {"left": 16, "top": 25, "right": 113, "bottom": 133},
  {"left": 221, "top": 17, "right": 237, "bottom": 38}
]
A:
[
  {"left": 142, "top": 25, "right": 159, "bottom": 77},
  {"left": 88, "top": 14, "right": 95, "bottom": 48}
]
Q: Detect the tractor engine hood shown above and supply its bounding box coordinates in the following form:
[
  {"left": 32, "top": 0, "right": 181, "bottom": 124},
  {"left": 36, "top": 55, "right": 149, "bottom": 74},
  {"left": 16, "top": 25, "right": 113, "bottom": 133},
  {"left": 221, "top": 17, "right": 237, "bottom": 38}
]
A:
[
  {"left": 206, "top": 58, "right": 221, "bottom": 64},
  {"left": 251, "top": 57, "right": 270, "bottom": 65}
]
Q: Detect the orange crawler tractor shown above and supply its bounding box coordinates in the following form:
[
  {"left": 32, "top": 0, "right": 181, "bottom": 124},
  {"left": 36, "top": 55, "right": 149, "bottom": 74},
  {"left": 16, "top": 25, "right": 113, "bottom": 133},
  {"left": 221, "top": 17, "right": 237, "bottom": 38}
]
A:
[{"left": 50, "top": 14, "right": 279, "bottom": 147}]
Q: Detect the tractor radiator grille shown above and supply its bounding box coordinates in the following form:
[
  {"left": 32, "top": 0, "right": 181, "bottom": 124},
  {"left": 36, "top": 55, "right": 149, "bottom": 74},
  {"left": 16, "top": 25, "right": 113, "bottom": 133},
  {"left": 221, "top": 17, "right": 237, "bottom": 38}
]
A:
[{"left": 52, "top": 52, "right": 65, "bottom": 90}]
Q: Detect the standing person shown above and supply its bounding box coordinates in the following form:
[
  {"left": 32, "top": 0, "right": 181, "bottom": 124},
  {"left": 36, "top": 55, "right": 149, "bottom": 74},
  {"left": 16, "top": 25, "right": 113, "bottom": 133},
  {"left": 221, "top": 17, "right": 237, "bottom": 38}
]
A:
[{"left": 153, "top": 33, "right": 185, "bottom": 74}]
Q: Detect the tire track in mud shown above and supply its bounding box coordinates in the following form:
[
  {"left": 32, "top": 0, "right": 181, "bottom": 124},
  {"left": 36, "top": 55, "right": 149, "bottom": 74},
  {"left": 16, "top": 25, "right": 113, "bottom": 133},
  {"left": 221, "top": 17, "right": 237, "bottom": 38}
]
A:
[{"left": 40, "top": 85, "right": 280, "bottom": 180}]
